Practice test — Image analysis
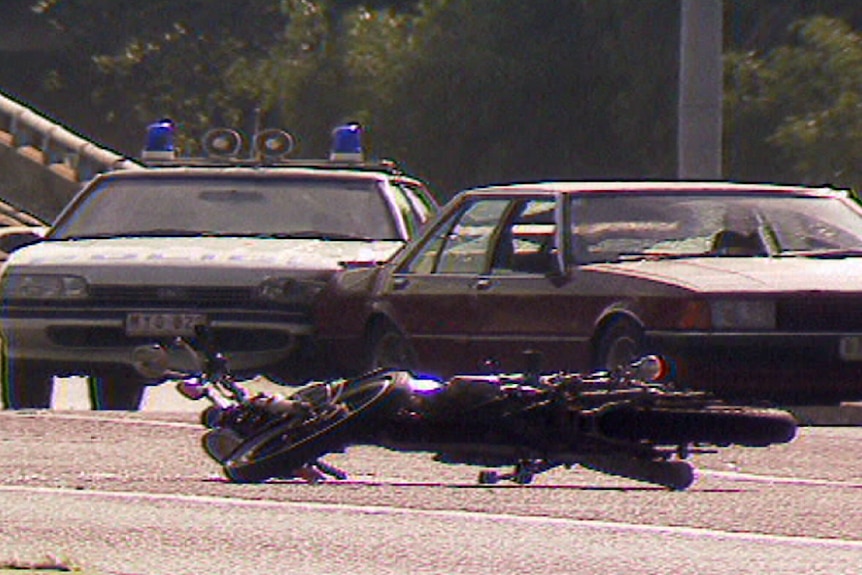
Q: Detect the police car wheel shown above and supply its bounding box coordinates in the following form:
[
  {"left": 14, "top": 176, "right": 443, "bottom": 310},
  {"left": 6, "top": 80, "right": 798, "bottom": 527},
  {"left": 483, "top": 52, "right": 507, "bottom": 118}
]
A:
[
  {"left": 2, "top": 360, "right": 53, "bottom": 409},
  {"left": 88, "top": 367, "right": 147, "bottom": 411},
  {"left": 368, "top": 321, "right": 416, "bottom": 372}
]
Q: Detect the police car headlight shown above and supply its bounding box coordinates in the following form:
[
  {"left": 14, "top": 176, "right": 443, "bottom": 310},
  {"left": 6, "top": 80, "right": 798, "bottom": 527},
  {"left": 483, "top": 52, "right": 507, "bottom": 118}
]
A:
[
  {"left": 4, "top": 274, "right": 89, "bottom": 299},
  {"left": 257, "top": 278, "right": 325, "bottom": 304},
  {"left": 710, "top": 299, "right": 776, "bottom": 330}
]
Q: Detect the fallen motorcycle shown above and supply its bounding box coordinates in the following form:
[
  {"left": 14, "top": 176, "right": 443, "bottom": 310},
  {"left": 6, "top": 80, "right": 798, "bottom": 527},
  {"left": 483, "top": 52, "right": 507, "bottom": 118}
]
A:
[{"left": 168, "top": 333, "right": 798, "bottom": 491}]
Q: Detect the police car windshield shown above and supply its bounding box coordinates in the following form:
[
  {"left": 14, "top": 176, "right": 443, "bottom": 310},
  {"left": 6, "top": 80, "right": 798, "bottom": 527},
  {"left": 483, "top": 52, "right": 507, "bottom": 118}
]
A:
[{"left": 51, "top": 176, "right": 401, "bottom": 241}]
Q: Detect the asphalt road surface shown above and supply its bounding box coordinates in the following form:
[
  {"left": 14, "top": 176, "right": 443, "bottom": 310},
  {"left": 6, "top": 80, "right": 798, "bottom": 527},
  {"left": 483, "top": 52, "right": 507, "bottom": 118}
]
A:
[{"left": 0, "top": 380, "right": 860, "bottom": 574}]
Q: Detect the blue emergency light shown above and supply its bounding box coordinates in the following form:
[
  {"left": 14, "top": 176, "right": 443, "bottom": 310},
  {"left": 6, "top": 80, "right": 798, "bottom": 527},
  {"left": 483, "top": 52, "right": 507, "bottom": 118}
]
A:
[
  {"left": 142, "top": 118, "right": 176, "bottom": 161},
  {"left": 330, "top": 122, "right": 364, "bottom": 162}
]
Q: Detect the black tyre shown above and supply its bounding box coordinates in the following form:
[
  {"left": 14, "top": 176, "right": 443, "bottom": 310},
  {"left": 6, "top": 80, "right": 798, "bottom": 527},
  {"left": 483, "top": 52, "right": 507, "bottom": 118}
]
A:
[
  {"left": 367, "top": 321, "right": 416, "bottom": 372},
  {"left": 595, "top": 318, "right": 644, "bottom": 371},
  {"left": 88, "top": 367, "right": 147, "bottom": 411},
  {"left": 2, "top": 360, "right": 53, "bottom": 409},
  {"left": 202, "top": 428, "right": 244, "bottom": 463},
  {"left": 223, "top": 374, "right": 398, "bottom": 483},
  {"left": 597, "top": 405, "right": 798, "bottom": 447}
]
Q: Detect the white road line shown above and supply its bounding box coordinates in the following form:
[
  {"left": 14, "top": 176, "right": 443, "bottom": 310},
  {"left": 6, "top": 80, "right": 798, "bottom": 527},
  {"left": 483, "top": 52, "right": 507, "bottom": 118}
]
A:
[
  {"left": 702, "top": 469, "right": 862, "bottom": 489},
  {"left": 4, "top": 411, "right": 200, "bottom": 429},
  {"left": 1, "top": 483, "right": 859, "bottom": 550}
]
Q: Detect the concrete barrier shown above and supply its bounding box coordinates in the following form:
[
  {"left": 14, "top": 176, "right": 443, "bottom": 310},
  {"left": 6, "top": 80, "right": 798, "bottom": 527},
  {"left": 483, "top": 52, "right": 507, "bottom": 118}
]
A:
[
  {"left": 0, "top": 90, "right": 142, "bottom": 221},
  {"left": 788, "top": 403, "right": 862, "bottom": 426}
]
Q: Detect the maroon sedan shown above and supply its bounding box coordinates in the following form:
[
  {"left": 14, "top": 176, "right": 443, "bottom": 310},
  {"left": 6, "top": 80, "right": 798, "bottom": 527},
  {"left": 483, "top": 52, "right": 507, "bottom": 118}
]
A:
[{"left": 315, "top": 181, "right": 862, "bottom": 405}]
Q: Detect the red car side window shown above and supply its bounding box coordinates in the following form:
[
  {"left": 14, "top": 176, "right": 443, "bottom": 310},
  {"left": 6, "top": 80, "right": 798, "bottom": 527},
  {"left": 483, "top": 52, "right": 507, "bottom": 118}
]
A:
[{"left": 404, "top": 198, "right": 510, "bottom": 275}]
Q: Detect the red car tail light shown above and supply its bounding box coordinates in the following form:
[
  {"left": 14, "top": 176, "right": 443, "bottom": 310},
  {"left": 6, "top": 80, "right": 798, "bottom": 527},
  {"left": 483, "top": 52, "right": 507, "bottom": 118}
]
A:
[{"left": 676, "top": 300, "right": 712, "bottom": 330}]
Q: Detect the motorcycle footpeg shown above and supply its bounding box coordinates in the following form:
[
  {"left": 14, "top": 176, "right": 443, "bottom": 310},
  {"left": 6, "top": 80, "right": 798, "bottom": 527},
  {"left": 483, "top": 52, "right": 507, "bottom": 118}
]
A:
[{"left": 478, "top": 470, "right": 501, "bottom": 485}]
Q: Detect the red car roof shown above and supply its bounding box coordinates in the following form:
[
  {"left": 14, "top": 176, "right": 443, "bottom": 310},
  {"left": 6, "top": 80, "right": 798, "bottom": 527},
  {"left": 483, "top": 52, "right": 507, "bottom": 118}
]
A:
[{"left": 463, "top": 181, "right": 848, "bottom": 199}]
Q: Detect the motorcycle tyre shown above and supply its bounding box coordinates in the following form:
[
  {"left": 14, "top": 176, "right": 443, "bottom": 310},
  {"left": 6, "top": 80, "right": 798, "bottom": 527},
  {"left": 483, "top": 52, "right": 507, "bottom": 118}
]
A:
[
  {"left": 223, "top": 375, "right": 396, "bottom": 483},
  {"left": 596, "top": 405, "right": 798, "bottom": 447},
  {"left": 202, "top": 428, "right": 244, "bottom": 464}
]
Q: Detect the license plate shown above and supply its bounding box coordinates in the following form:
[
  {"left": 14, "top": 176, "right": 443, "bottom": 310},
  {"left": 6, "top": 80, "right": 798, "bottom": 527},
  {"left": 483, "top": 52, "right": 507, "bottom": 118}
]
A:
[
  {"left": 126, "top": 312, "right": 207, "bottom": 337},
  {"left": 839, "top": 336, "right": 862, "bottom": 361}
]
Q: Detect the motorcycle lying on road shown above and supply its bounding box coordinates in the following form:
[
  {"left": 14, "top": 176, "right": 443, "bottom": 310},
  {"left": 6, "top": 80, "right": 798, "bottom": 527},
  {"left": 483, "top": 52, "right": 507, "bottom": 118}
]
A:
[{"left": 164, "top": 330, "right": 798, "bottom": 491}]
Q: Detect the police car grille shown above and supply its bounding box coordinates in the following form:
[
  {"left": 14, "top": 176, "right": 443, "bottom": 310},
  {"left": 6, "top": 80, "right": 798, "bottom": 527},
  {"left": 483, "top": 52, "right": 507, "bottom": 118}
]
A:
[{"left": 88, "top": 285, "right": 255, "bottom": 306}]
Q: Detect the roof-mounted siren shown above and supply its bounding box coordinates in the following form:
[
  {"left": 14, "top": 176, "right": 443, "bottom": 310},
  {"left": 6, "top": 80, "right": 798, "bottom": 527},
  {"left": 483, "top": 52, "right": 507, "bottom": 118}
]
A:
[
  {"left": 142, "top": 118, "right": 176, "bottom": 161},
  {"left": 254, "top": 128, "right": 295, "bottom": 161},
  {"left": 330, "top": 122, "right": 364, "bottom": 162},
  {"left": 202, "top": 128, "right": 243, "bottom": 158}
]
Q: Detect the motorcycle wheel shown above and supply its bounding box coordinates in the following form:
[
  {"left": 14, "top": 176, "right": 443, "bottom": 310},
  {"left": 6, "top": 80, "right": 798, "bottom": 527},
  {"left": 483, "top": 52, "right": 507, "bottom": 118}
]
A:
[
  {"left": 596, "top": 405, "right": 798, "bottom": 447},
  {"left": 202, "top": 428, "right": 245, "bottom": 463},
  {"left": 222, "top": 374, "right": 397, "bottom": 483}
]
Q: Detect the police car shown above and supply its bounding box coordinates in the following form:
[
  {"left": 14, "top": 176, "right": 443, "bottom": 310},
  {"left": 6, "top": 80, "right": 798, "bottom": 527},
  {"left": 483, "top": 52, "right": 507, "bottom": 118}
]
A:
[{"left": 0, "top": 121, "right": 438, "bottom": 410}]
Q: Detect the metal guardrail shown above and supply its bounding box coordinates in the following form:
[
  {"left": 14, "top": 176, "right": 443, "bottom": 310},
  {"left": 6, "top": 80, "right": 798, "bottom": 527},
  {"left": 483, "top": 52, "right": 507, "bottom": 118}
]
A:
[
  {"left": 0, "top": 90, "right": 142, "bottom": 182},
  {"left": 0, "top": 90, "right": 143, "bottom": 222}
]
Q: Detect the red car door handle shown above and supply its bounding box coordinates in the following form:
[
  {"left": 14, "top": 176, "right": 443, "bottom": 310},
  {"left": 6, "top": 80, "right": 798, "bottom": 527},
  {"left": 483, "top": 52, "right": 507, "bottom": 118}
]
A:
[
  {"left": 392, "top": 276, "right": 409, "bottom": 290},
  {"left": 473, "top": 278, "right": 492, "bottom": 291}
]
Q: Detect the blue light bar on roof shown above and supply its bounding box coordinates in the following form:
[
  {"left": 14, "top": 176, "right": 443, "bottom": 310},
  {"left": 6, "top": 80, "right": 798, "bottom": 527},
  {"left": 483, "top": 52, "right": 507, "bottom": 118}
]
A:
[
  {"left": 142, "top": 118, "right": 176, "bottom": 161},
  {"left": 330, "top": 122, "right": 364, "bottom": 162}
]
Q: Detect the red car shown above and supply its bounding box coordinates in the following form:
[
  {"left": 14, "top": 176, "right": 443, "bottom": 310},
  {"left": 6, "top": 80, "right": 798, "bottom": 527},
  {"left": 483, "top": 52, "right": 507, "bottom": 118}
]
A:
[{"left": 315, "top": 181, "right": 862, "bottom": 405}]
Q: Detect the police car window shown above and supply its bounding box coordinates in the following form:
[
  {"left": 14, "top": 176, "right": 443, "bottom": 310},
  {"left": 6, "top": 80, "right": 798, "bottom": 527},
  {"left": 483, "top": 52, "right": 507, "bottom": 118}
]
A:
[
  {"left": 389, "top": 184, "right": 421, "bottom": 239},
  {"left": 198, "top": 189, "right": 265, "bottom": 203},
  {"left": 400, "top": 182, "right": 435, "bottom": 225},
  {"left": 52, "top": 176, "right": 401, "bottom": 241}
]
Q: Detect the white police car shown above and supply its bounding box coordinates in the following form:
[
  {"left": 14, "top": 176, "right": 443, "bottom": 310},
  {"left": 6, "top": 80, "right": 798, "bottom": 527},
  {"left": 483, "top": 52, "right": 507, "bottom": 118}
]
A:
[{"left": 0, "top": 122, "right": 437, "bottom": 410}]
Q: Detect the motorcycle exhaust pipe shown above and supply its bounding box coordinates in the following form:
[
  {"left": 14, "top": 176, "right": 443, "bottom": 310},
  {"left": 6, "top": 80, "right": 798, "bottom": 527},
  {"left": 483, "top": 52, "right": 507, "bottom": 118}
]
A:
[{"left": 576, "top": 453, "right": 697, "bottom": 491}]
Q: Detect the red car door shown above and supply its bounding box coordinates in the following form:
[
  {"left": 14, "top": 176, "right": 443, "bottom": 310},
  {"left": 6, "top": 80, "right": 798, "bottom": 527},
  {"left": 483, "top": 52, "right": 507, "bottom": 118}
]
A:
[
  {"left": 468, "top": 195, "right": 593, "bottom": 373},
  {"left": 380, "top": 197, "right": 512, "bottom": 377}
]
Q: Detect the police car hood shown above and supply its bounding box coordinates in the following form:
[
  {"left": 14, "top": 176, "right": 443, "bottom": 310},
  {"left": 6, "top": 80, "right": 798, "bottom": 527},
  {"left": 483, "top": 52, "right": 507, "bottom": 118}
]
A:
[
  {"left": 587, "top": 255, "right": 862, "bottom": 293},
  {"left": 7, "top": 237, "right": 404, "bottom": 284}
]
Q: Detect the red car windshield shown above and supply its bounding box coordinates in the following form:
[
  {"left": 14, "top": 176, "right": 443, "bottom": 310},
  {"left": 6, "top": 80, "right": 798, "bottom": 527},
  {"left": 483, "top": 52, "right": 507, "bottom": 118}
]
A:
[{"left": 570, "top": 193, "right": 862, "bottom": 262}]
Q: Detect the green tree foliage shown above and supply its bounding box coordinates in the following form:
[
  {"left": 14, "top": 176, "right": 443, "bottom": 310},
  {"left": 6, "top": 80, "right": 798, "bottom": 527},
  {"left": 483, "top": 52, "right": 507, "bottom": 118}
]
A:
[
  {"left": 24, "top": 0, "right": 288, "bottom": 154},
  {"left": 230, "top": 0, "right": 679, "bottom": 194},
  {"left": 726, "top": 15, "right": 862, "bottom": 190},
  {"left": 8, "top": 1, "right": 862, "bottom": 194}
]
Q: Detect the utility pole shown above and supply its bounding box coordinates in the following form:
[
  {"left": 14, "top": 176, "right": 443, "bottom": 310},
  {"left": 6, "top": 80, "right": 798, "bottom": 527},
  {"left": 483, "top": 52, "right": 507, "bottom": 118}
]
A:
[{"left": 677, "top": 0, "right": 724, "bottom": 180}]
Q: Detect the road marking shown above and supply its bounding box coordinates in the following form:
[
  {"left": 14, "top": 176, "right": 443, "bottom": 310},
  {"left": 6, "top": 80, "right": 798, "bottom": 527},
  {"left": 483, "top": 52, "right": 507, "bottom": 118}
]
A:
[
  {"left": 0, "top": 483, "right": 860, "bottom": 550},
  {"left": 3, "top": 410, "right": 201, "bottom": 429},
  {"left": 702, "top": 470, "right": 862, "bottom": 490}
]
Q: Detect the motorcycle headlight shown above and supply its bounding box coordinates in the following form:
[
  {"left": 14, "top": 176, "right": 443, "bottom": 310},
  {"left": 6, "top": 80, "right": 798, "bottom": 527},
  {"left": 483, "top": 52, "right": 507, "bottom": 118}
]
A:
[
  {"left": 710, "top": 299, "right": 776, "bottom": 330},
  {"left": 257, "top": 277, "right": 326, "bottom": 304},
  {"left": 4, "top": 274, "right": 89, "bottom": 299}
]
